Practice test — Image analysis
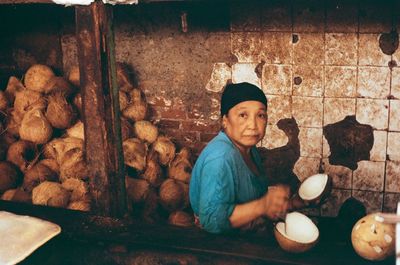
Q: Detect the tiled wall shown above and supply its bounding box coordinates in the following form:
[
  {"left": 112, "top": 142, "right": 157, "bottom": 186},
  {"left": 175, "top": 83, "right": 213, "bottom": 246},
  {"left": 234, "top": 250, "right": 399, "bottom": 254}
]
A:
[{"left": 7, "top": 0, "right": 397, "bottom": 216}]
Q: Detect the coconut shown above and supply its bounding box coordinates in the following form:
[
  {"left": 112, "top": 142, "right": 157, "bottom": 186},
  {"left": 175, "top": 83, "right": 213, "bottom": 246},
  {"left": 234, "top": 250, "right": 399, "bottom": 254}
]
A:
[
  {"left": 5, "top": 110, "right": 23, "bottom": 137},
  {"left": 1, "top": 132, "right": 17, "bottom": 147},
  {"left": 351, "top": 213, "right": 395, "bottom": 261},
  {"left": 59, "top": 148, "right": 88, "bottom": 182},
  {"left": 125, "top": 177, "right": 150, "bottom": 203},
  {"left": 61, "top": 178, "right": 90, "bottom": 202},
  {"left": 6, "top": 140, "right": 37, "bottom": 173},
  {"left": 67, "top": 65, "right": 80, "bottom": 87},
  {"left": 12, "top": 188, "right": 32, "bottom": 203},
  {"left": 168, "top": 148, "right": 192, "bottom": 183},
  {"left": 0, "top": 161, "right": 22, "bottom": 193},
  {"left": 1, "top": 189, "right": 17, "bottom": 201},
  {"left": 141, "top": 151, "right": 163, "bottom": 187},
  {"left": 24, "top": 64, "right": 55, "bottom": 93},
  {"left": 159, "top": 179, "right": 187, "bottom": 212},
  {"left": 119, "top": 91, "right": 129, "bottom": 111},
  {"left": 46, "top": 92, "right": 77, "bottom": 129},
  {"left": 153, "top": 136, "right": 176, "bottom": 166},
  {"left": 168, "top": 211, "right": 194, "bottom": 227},
  {"left": 22, "top": 163, "right": 58, "bottom": 193},
  {"left": 116, "top": 63, "right": 134, "bottom": 92},
  {"left": 68, "top": 200, "right": 91, "bottom": 211},
  {"left": 120, "top": 117, "right": 132, "bottom": 141},
  {"left": 123, "top": 138, "right": 147, "bottom": 171},
  {"left": 5, "top": 76, "right": 25, "bottom": 103},
  {"left": 14, "top": 89, "right": 46, "bottom": 116},
  {"left": 32, "top": 181, "right": 71, "bottom": 208},
  {"left": 129, "top": 88, "right": 145, "bottom": 104},
  {"left": 66, "top": 120, "right": 84, "bottom": 140},
  {"left": 274, "top": 212, "right": 319, "bottom": 253},
  {"left": 134, "top": 120, "right": 158, "bottom": 144},
  {"left": 142, "top": 189, "right": 160, "bottom": 224},
  {"left": 298, "top": 173, "right": 332, "bottom": 205},
  {"left": 44, "top": 76, "right": 74, "bottom": 95},
  {"left": 0, "top": 136, "right": 8, "bottom": 162},
  {"left": 43, "top": 137, "right": 83, "bottom": 164},
  {"left": 0, "top": 91, "right": 9, "bottom": 111},
  {"left": 20, "top": 109, "right": 53, "bottom": 144},
  {"left": 122, "top": 102, "right": 147, "bottom": 122},
  {"left": 38, "top": 158, "right": 60, "bottom": 174}
]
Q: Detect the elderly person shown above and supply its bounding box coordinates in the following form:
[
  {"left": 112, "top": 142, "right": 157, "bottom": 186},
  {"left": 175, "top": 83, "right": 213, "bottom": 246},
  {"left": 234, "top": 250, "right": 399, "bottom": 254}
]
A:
[{"left": 189, "top": 82, "right": 303, "bottom": 234}]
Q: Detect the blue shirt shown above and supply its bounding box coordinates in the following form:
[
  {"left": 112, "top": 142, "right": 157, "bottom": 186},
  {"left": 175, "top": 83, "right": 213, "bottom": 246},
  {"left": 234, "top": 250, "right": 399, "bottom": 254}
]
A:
[{"left": 189, "top": 131, "right": 268, "bottom": 234}]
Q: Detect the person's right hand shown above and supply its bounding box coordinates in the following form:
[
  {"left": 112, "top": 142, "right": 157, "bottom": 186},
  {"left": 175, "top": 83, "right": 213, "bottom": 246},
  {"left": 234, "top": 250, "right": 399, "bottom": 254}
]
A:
[{"left": 262, "top": 184, "right": 290, "bottom": 221}]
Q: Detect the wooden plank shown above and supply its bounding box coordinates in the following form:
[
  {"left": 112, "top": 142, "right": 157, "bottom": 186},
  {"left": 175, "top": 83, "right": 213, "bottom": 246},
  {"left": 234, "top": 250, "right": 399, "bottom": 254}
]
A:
[{"left": 75, "top": 0, "right": 126, "bottom": 217}]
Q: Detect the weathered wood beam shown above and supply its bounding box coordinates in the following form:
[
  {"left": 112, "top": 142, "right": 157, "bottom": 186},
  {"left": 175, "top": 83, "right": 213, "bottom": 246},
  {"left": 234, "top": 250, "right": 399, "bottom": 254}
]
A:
[{"left": 75, "top": 0, "right": 126, "bottom": 217}]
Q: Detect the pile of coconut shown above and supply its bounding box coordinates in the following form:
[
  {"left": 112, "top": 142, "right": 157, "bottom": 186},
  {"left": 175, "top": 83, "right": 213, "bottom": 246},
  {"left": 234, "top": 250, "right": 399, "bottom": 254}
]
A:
[{"left": 0, "top": 63, "right": 195, "bottom": 228}]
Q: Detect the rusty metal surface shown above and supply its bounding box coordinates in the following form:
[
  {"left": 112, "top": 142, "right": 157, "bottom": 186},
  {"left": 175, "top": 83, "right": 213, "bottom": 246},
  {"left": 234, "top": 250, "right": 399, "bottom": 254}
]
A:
[{"left": 75, "top": 1, "right": 126, "bottom": 217}]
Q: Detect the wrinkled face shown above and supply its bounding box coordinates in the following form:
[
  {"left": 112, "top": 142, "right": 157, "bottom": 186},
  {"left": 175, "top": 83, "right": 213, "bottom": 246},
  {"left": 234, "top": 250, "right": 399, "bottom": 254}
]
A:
[{"left": 222, "top": 100, "right": 267, "bottom": 152}]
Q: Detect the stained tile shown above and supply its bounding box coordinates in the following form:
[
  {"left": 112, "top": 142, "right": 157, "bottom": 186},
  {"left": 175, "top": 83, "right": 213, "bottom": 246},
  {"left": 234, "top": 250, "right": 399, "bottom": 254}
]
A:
[
  {"left": 324, "top": 66, "right": 357, "bottom": 97},
  {"left": 387, "top": 132, "right": 400, "bottom": 161},
  {"left": 230, "top": 1, "right": 261, "bottom": 31},
  {"left": 205, "top": 63, "right": 231, "bottom": 93},
  {"left": 261, "top": 32, "right": 292, "bottom": 64},
  {"left": 325, "top": 33, "right": 358, "bottom": 65},
  {"left": 261, "top": 0, "right": 292, "bottom": 32},
  {"left": 293, "top": 33, "right": 324, "bottom": 65},
  {"left": 293, "top": 157, "right": 321, "bottom": 182},
  {"left": 293, "top": 66, "right": 323, "bottom": 97},
  {"left": 262, "top": 65, "right": 292, "bottom": 95},
  {"left": 385, "top": 161, "right": 400, "bottom": 193},
  {"left": 391, "top": 67, "right": 400, "bottom": 99},
  {"left": 359, "top": 1, "right": 392, "bottom": 33},
  {"left": 326, "top": 0, "right": 358, "bottom": 33},
  {"left": 359, "top": 34, "right": 392, "bottom": 66},
  {"left": 263, "top": 124, "right": 289, "bottom": 149},
  {"left": 321, "top": 189, "right": 352, "bottom": 217},
  {"left": 389, "top": 100, "right": 400, "bottom": 131},
  {"left": 299, "top": 127, "right": 323, "bottom": 158},
  {"left": 356, "top": 99, "right": 389, "bottom": 130},
  {"left": 231, "top": 32, "right": 262, "bottom": 63},
  {"left": 321, "top": 159, "right": 352, "bottom": 189},
  {"left": 293, "top": 0, "right": 325, "bottom": 32},
  {"left": 324, "top": 98, "right": 356, "bottom": 126},
  {"left": 232, "top": 63, "right": 261, "bottom": 87},
  {"left": 357, "top": 67, "right": 391, "bottom": 99},
  {"left": 265, "top": 94, "right": 292, "bottom": 125},
  {"left": 369, "top": 130, "right": 387, "bottom": 162},
  {"left": 292, "top": 96, "right": 323, "bottom": 127},
  {"left": 353, "top": 161, "right": 385, "bottom": 191},
  {"left": 383, "top": 193, "right": 400, "bottom": 212},
  {"left": 353, "top": 190, "right": 383, "bottom": 213}
]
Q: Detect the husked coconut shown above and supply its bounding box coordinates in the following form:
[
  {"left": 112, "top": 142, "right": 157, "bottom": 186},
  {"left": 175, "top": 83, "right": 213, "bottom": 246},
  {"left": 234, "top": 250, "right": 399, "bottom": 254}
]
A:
[
  {"left": 22, "top": 163, "right": 58, "bottom": 193},
  {"left": 1, "top": 132, "right": 17, "bottom": 146},
  {"left": 1, "top": 189, "right": 17, "bottom": 201},
  {"left": 66, "top": 120, "right": 84, "bottom": 140},
  {"left": 134, "top": 120, "right": 158, "bottom": 144},
  {"left": 351, "top": 213, "right": 395, "bottom": 261},
  {"left": 153, "top": 136, "right": 176, "bottom": 166},
  {"left": 67, "top": 65, "right": 80, "bottom": 87},
  {"left": 168, "top": 211, "right": 194, "bottom": 227},
  {"left": 142, "top": 189, "right": 160, "bottom": 224},
  {"left": 46, "top": 92, "right": 77, "bottom": 129},
  {"left": 274, "top": 212, "right": 319, "bottom": 253},
  {"left": 43, "top": 137, "right": 83, "bottom": 164},
  {"left": 5, "top": 110, "right": 23, "bottom": 137},
  {"left": 59, "top": 148, "right": 88, "bottom": 182},
  {"left": 0, "top": 135, "right": 8, "bottom": 161},
  {"left": 32, "top": 181, "right": 70, "bottom": 208},
  {"left": 68, "top": 200, "right": 91, "bottom": 211},
  {"left": 19, "top": 109, "right": 53, "bottom": 144},
  {"left": 123, "top": 138, "right": 147, "bottom": 171},
  {"left": 38, "top": 158, "right": 60, "bottom": 174},
  {"left": 44, "top": 76, "right": 74, "bottom": 95},
  {"left": 12, "top": 187, "right": 32, "bottom": 203},
  {"left": 298, "top": 173, "right": 332, "bottom": 205},
  {"left": 24, "top": 64, "right": 55, "bottom": 93},
  {"left": 14, "top": 89, "right": 46, "bottom": 115},
  {"left": 5, "top": 76, "right": 25, "bottom": 102},
  {"left": 159, "top": 179, "right": 187, "bottom": 212},
  {"left": 122, "top": 101, "right": 147, "bottom": 122},
  {"left": 61, "top": 178, "right": 90, "bottom": 202},
  {"left": 116, "top": 63, "right": 134, "bottom": 92},
  {"left": 125, "top": 177, "right": 150, "bottom": 203},
  {"left": 7, "top": 140, "right": 37, "bottom": 173},
  {"left": 0, "top": 161, "right": 22, "bottom": 193},
  {"left": 129, "top": 88, "right": 145, "bottom": 104},
  {"left": 141, "top": 151, "right": 163, "bottom": 187},
  {"left": 168, "top": 147, "right": 193, "bottom": 183},
  {"left": 0, "top": 91, "right": 9, "bottom": 111},
  {"left": 120, "top": 117, "right": 132, "bottom": 141},
  {"left": 119, "top": 91, "right": 129, "bottom": 111}
]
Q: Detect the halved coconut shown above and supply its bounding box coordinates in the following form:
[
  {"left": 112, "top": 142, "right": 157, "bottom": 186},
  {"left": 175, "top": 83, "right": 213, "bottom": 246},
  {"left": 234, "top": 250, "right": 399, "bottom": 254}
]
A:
[
  {"left": 274, "top": 211, "right": 319, "bottom": 253},
  {"left": 298, "top": 173, "right": 332, "bottom": 204}
]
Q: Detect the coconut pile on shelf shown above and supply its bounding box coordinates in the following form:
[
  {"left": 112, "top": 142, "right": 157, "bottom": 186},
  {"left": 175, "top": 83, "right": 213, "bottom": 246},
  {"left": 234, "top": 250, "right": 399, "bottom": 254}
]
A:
[{"left": 0, "top": 63, "right": 195, "bottom": 228}]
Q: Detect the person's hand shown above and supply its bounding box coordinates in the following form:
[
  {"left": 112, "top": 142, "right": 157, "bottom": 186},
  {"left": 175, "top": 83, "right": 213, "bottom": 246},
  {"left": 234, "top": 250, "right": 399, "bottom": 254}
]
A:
[{"left": 262, "top": 184, "right": 290, "bottom": 221}]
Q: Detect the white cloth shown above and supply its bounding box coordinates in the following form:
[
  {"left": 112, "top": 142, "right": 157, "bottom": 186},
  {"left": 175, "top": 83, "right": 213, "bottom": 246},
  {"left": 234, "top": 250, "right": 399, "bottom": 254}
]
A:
[
  {"left": 0, "top": 211, "right": 61, "bottom": 265},
  {"left": 52, "top": 0, "right": 94, "bottom": 6}
]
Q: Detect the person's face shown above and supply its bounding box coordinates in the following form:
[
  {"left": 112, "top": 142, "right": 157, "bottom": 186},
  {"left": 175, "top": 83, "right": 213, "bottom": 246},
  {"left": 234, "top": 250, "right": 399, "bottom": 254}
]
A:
[{"left": 222, "top": 100, "right": 267, "bottom": 152}]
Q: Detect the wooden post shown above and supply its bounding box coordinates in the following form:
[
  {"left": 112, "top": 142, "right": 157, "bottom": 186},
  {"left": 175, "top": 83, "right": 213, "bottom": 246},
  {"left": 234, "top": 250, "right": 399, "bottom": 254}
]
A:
[{"left": 75, "top": 1, "right": 126, "bottom": 217}]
